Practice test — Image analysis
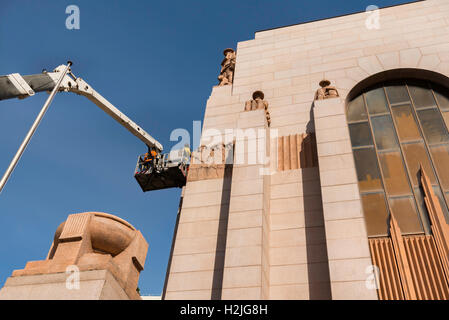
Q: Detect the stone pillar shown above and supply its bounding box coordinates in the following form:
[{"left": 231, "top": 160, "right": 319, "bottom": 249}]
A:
[
  {"left": 163, "top": 85, "right": 238, "bottom": 300},
  {"left": 313, "top": 98, "right": 378, "bottom": 300},
  {"left": 163, "top": 149, "right": 233, "bottom": 300},
  {"left": 221, "top": 109, "right": 271, "bottom": 299},
  {"left": 0, "top": 212, "right": 148, "bottom": 300}
]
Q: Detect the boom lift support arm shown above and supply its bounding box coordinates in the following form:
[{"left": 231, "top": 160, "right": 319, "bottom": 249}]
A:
[
  {"left": 56, "top": 67, "right": 163, "bottom": 153},
  {"left": 0, "top": 62, "right": 187, "bottom": 193},
  {"left": 0, "top": 63, "right": 163, "bottom": 152}
]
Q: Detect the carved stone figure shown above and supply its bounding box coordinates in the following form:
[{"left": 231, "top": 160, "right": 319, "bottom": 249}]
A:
[
  {"left": 244, "top": 91, "right": 271, "bottom": 126},
  {"left": 218, "top": 48, "right": 236, "bottom": 86},
  {"left": 192, "top": 143, "right": 229, "bottom": 166},
  {"left": 315, "top": 80, "right": 339, "bottom": 100},
  {"left": 188, "top": 143, "right": 234, "bottom": 182},
  {"left": 245, "top": 91, "right": 268, "bottom": 111},
  {"left": 3, "top": 212, "right": 148, "bottom": 300},
  {"left": 266, "top": 110, "right": 271, "bottom": 127}
]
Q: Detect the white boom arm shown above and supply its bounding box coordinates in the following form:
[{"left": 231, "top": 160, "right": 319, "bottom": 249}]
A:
[
  {"left": 0, "top": 62, "right": 165, "bottom": 194},
  {"left": 52, "top": 64, "right": 163, "bottom": 152},
  {"left": 4, "top": 64, "right": 163, "bottom": 152}
]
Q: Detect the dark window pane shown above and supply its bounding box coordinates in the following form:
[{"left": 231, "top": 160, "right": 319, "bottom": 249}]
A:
[
  {"left": 417, "top": 109, "right": 449, "bottom": 144},
  {"left": 402, "top": 143, "right": 436, "bottom": 186},
  {"left": 379, "top": 151, "right": 412, "bottom": 196},
  {"left": 391, "top": 104, "right": 422, "bottom": 142},
  {"left": 361, "top": 193, "right": 389, "bottom": 237},
  {"left": 430, "top": 144, "right": 449, "bottom": 190},
  {"left": 432, "top": 85, "right": 449, "bottom": 111},
  {"left": 352, "top": 81, "right": 449, "bottom": 238},
  {"left": 408, "top": 83, "right": 436, "bottom": 109},
  {"left": 349, "top": 122, "right": 373, "bottom": 147},
  {"left": 347, "top": 95, "right": 368, "bottom": 122},
  {"left": 389, "top": 197, "right": 423, "bottom": 234},
  {"left": 353, "top": 147, "right": 383, "bottom": 192},
  {"left": 365, "top": 88, "right": 388, "bottom": 114},
  {"left": 371, "top": 115, "right": 399, "bottom": 150},
  {"left": 386, "top": 84, "right": 410, "bottom": 104},
  {"left": 433, "top": 186, "right": 449, "bottom": 224}
]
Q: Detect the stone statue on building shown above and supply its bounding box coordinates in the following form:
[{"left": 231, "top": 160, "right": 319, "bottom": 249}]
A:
[
  {"left": 245, "top": 91, "right": 268, "bottom": 111},
  {"left": 315, "top": 80, "right": 339, "bottom": 100},
  {"left": 244, "top": 91, "right": 271, "bottom": 126},
  {"left": 218, "top": 48, "right": 236, "bottom": 86}
]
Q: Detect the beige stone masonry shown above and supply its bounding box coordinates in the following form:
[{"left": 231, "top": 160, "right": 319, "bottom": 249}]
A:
[
  {"left": 221, "top": 107, "right": 271, "bottom": 300},
  {"left": 314, "top": 98, "right": 377, "bottom": 300},
  {"left": 0, "top": 270, "right": 129, "bottom": 300}
]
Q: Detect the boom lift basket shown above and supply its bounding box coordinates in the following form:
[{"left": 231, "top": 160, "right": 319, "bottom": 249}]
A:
[{"left": 134, "top": 148, "right": 189, "bottom": 192}]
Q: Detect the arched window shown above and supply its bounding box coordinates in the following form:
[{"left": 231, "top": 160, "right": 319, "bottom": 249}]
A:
[{"left": 347, "top": 80, "right": 449, "bottom": 237}]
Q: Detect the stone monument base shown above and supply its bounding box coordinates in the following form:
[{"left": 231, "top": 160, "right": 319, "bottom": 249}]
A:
[{"left": 0, "top": 269, "right": 132, "bottom": 300}]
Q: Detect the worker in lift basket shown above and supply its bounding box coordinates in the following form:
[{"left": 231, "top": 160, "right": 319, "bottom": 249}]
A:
[
  {"left": 141, "top": 148, "right": 158, "bottom": 173},
  {"left": 184, "top": 144, "right": 191, "bottom": 160}
]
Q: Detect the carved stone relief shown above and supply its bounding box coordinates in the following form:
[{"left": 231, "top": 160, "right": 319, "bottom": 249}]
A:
[
  {"left": 244, "top": 91, "right": 271, "bottom": 127},
  {"left": 315, "top": 79, "right": 339, "bottom": 100}
]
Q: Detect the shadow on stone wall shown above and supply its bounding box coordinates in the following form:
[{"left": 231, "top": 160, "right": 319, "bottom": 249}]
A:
[
  {"left": 303, "top": 105, "right": 332, "bottom": 300},
  {"left": 211, "top": 164, "right": 233, "bottom": 300},
  {"left": 162, "top": 196, "right": 183, "bottom": 300}
]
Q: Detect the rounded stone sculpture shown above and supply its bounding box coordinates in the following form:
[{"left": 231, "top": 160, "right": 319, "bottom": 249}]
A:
[
  {"left": 53, "top": 213, "right": 136, "bottom": 257},
  {"left": 12, "top": 212, "right": 148, "bottom": 300}
]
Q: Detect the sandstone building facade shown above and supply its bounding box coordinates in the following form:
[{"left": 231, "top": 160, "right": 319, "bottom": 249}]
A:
[{"left": 163, "top": 0, "right": 449, "bottom": 300}]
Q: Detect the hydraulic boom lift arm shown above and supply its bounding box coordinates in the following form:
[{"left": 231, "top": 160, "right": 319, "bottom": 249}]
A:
[
  {"left": 1, "top": 62, "right": 188, "bottom": 193},
  {"left": 1, "top": 63, "right": 163, "bottom": 153}
]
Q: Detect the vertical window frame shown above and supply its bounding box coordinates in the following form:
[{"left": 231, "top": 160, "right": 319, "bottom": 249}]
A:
[
  {"left": 379, "top": 84, "right": 427, "bottom": 235},
  {"left": 346, "top": 81, "right": 449, "bottom": 237}
]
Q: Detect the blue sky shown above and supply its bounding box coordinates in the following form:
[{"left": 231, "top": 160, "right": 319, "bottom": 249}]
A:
[{"left": 0, "top": 0, "right": 416, "bottom": 296}]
